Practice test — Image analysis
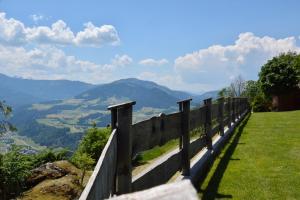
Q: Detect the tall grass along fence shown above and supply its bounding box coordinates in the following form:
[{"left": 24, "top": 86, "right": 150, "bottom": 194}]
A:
[{"left": 79, "top": 97, "right": 250, "bottom": 200}]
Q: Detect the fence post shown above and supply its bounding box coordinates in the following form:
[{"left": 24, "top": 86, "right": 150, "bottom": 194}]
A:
[
  {"left": 238, "top": 98, "right": 242, "bottom": 118},
  {"left": 227, "top": 97, "right": 232, "bottom": 129},
  {"left": 110, "top": 107, "right": 118, "bottom": 130},
  {"left": 108, "top": 101, "right": 136, "bottom": 195},
  {"left": 108, "top": 106, "right": 118, "bottom": 194},
  {"left": 237, "top": 98, "right": 240, "bottom": 118},
  {"left": 177, "top": 98, "right": 191, "bottom": 176},
  {"left": 204, "top": 98, "right": 213, "bottom": 150},
  {"left": 232, "top": 98, "right": 236, "bottom": 123},
  {"left": 217, "top": 97, "right": 224, "bottom": 136}
]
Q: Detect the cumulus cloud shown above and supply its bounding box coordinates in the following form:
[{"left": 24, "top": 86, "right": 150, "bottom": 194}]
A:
[
  {"left": 139, "top": 58, "right": 169, "bottom": 66},
  {"left": 174, "top": 32, "right": 300, "bottom": 88},
  {"left": 0, "top": 12, "right": 27, "bottom": 45},
  {"left": 0, "top": 12, "right": 120, "bottom": 47},
  {"left": 74, "top": 23, "right": 120, "bottom": 47},
  {"left": 0, "top": 44, "right": 130, "bottom": 83},
  {"left": 112, "top": 54, "right": 133, "bottom": 67},
  {"left": 26, "top": 20, "right": 75, "bottom": 45},
  {"left": 30, "top": 14, "right": 44, "bottom": 23},
  {"left": 138, "top": 72, "right": 213, "bottom": 93}
]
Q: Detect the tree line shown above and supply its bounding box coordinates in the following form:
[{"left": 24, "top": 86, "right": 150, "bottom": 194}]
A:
[{"left": 219, "top": 52, "right": 300, "bottom": 111}]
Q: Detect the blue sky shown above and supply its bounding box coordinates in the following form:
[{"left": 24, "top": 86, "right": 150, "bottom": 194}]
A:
[{"left": 1, "top": 0, "right": 300, "bottom": 93}]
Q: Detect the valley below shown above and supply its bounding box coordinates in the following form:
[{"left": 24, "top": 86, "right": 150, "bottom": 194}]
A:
[{"left": 1, "top": 73, "right": 218, "bottom": 151}]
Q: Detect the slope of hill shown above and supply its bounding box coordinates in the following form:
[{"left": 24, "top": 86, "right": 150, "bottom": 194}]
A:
[
  {"left": 0, "top": 73, "right": 94, "bottom": 107},
  {"left": 76, "top": 78, "right": 190, "bottom": 109},
  {"left": 11, "top": 78, "right": 219, "bottom": 150}
]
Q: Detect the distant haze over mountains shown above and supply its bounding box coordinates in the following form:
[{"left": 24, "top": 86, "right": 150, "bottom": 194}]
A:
[
  {"left": 0, "top": 73, "right": 218, "bottom": 107},
  {"left": 0, "top": 73, "right": 94, "bottom": 107},
  {"left": 1, "top": 73, "right": 219, "bottom": 149}
]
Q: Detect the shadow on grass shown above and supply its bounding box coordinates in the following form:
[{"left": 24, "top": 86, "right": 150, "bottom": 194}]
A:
[{"left": 199, "top": 113, "right": 251, "bottom": 200}]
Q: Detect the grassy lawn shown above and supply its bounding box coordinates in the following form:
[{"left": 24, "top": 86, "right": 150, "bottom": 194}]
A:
[{"left": 199, "top": 111, "right": 300, "bottom": 200}]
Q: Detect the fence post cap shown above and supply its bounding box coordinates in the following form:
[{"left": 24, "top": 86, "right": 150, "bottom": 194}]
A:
[
  {"left": 177, "top": 98, "right": 192, "bottom": 104},
  {"left": 107, "top": 101, "right": 136, "bottom": 110},
  {"left": 203, "top": 98, "right": 212, "bottom": 104}
]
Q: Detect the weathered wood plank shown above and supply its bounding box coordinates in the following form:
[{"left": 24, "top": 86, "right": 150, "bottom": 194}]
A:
[
  {"left": 111, "top": 180, "right": 199, "bottom": 200},
  {"left": 189, "top": 137, "right": 206, "bottom": 159},
  {"left": 211, "top": 103, "right": 219, "bottom": 120},
  {"left": 79, "top": 129, "right": 117, "bottom": 200},
  {"left": 132, "top": 112, "right": 181, "bottom": 154},
  {"left": 132, "top": 149, "right": 182, "bottom": 191},
  {"left": 189, "top": 106, "right": 206, "bottom": 130},
  {"left": 211, "top": 125, "right": 220, "bottom": 137}
]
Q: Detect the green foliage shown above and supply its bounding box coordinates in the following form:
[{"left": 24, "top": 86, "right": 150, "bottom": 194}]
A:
[
  {"left": 218, "top": 88, "right": 229, "bottom": 98},
  {"left": 0, "top": 146, "right": 32, "bottom": 199},
  {"left": 74, "top": 127, "right": 110, "bottom": 162},
  {"left": 71, "top": 152, "right": 94, "bottom": 185},
  {"left": 32, "top": 148, "right": 68, "bottom": 168},
  {"left": 0, "top": 101, "right": 16, "bottom": 135},
  {"left": 241, "top": 80, "right": 271, "bottom": 112},
  {"left": 0, "top": 146, "right": 69, "bottom": 199},
  {"left": 252, "top": 93, "right": 272, "bottom": 112},
  {"left": 259, "top": 52, "right": 300, "bottom": 96},
  {"left": 242, "top": 80, "right": 260, "bottom": 103}
]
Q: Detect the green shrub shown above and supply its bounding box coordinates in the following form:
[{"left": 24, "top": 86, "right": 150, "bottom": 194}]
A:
[
  {"left": 72, "top": 127, "right": 111, "bottom": 165},
  {"left": 252, "top": 94, "right": 271, "bottom": 112}
]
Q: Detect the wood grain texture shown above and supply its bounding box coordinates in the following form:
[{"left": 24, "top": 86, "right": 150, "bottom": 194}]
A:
[
  {"left": 80, "top": 129, "right": 117, "bottom": 200},
  {"left": 132, "top": 112, "right": 181, "bottom": 154},
  {"left": 189, "top": 106, "right": 206, "bottom": 130},
  {"left": 132, "top": 149, "right": 182, "bottom": 191},
  {"left": 111, "top": 180, "right": 199, "bottom": 200}
]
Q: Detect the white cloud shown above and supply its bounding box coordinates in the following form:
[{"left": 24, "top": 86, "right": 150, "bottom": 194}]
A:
[
  {"left": 0, "top": 12, "right": 27, "bottom": 45},
  {"left": 26, "top": 20, "right": 75, "bottom": 45},
  {"left": 139, "top": 58, "right": 168, "bottom": 66},
  {"left": 0, "top": 44, "right": 130, "bottom": 83},
  {"left": 30, "top": 14, "right": 44, "bottom": 23},
  {"left": 112, "top": 54, "right": 133, "bottom": 67},
  {"left": 74, "top": 23, "right": 120, "bottom": 47},
  {"left": 174, "top": 32, "right": 300, "bottom": 88},
  {"left": 138, "top": 72, "right": 213, "bottom": 93},
  {"left": 0, "top": 12, "right": 120, "bottom": 47}
]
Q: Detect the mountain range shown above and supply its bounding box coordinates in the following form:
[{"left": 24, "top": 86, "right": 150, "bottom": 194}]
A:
[
  {"left": 0, "top": 73, "right": 219, "bottom": 149},
  {"left": 0, "top": 73, "right": 94, "bottom": 108}
]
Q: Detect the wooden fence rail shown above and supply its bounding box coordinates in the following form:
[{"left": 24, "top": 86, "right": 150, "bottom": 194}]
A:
[{"left": 80, "top": 97, "right": 250, "bottom": 200}]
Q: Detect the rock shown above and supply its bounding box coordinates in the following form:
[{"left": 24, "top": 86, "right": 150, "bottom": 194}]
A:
[{"left": 27, "top": 162, "right": 68, "bottom": 187}]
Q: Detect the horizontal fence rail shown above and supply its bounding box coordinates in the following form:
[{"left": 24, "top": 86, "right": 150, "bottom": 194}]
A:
[{"left": 80, "top": 97, "right": 250, "bottom": 200}]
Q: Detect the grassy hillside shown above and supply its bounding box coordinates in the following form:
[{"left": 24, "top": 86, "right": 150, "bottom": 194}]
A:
[{"left": 199, "top": 111, "right": 300, "bottom": 199}]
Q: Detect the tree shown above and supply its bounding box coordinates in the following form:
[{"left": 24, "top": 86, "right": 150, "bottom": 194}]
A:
[
  {"left": 259, "top": 52, "right": 300, "bottom": 96},
  {"left": 75, "top": 126, "right": 110, "bottom": 161},
  {"left": 0, "top": 145, "right": 32, "bottom": 199},
  {"left": 242, "top": 80, "right": 260, "bottom": 103},
  {"left": 0, "top": 101, "right": 16, "bottom": 135},
  {"left": 218, "top": 75, "right": 246, "bottom": 98},
  {"left": 72, "top": 152, "right": 95, "bottom": 186},
  {"left": 229, "top": 75, "right": 246, "bottom": 97}
]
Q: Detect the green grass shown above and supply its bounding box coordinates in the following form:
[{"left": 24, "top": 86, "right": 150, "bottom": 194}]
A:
[
  {"left": 199, "top": 111, "right": 300, "bottom": 200},
  {"left": 133, "top": 129, "right": 202, "bottom": 166},
  {"left": 133, "top": 139, "right": 179, "bottom": 165}
]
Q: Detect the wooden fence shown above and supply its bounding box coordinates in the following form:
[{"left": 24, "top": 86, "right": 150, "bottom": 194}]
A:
[{"left": 79, "top": 97, "right": 250, "bottom": 200}]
